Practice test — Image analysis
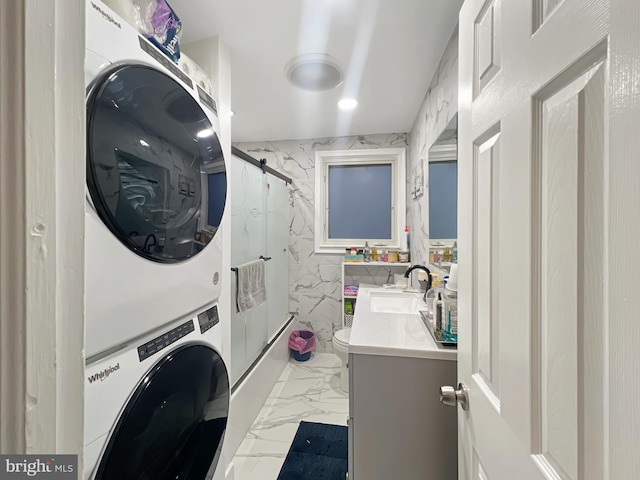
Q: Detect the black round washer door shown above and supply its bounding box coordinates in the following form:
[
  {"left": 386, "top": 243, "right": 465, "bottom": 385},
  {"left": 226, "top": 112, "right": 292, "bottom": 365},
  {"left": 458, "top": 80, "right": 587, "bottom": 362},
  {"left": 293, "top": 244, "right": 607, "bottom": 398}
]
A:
[
  {"left": 95, "top": 345, "right": 229, "bottom": 480},
  {"left": 87, "top": 65, "right": 227, "bottom": 263}
]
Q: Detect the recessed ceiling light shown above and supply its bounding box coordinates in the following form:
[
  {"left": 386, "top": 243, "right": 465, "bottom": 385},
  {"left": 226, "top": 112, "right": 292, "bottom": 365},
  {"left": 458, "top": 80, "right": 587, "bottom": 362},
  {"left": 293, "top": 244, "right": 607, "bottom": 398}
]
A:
[
  {"left": 285, "top": 53, "right": 344, "bottom": 91},
  {"left": 338, "top": 98, "right": 358, "bottom": 110}
]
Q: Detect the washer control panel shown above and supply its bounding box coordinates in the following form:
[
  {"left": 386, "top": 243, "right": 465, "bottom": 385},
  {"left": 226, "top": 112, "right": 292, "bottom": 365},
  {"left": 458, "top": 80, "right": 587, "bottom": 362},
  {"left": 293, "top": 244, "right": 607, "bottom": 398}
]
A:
[
  {"left": 197, "top": 305, "right": 220, "bottom": 334},
  {"left": 137, "top": 320, "right": 195, "bottom": 362}
]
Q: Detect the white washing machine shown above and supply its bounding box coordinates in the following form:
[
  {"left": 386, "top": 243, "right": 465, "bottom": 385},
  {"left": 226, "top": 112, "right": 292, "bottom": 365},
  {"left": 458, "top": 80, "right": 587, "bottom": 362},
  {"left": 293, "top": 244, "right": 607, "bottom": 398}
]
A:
[
  {"left": 85, "top": 1, "right": 228, "bottom": 358},
  {"left": 84, "top": 304, "right": 229, "bottom": 479}
]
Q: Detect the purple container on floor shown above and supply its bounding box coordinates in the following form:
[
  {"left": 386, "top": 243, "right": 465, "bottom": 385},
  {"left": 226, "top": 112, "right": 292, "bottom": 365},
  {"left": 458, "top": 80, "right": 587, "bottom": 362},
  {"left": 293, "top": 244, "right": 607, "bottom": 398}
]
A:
[
  {"left": 289, "top": 330, "right": 316, "bottom": 361},
  {"left": 292, "top": 350, "right": 312, "bottom": 361}
]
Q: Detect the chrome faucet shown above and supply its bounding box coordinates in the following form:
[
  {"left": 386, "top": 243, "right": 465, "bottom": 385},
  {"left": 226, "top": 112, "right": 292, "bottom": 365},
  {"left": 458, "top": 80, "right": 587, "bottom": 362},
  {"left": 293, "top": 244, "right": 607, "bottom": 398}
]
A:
[{"left": 404, "top": 265, "right": 432, "bottom": 301}]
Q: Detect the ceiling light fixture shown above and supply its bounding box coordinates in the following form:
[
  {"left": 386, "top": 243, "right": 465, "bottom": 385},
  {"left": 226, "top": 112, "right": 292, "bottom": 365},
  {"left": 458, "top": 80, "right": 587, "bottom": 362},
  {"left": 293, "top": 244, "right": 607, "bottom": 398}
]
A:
[
  {"left": 338, "top": 98, "right": 358, "bottom": 110},
  {"left": 285, "top": 53, "right": 344, "bottom": 91}
]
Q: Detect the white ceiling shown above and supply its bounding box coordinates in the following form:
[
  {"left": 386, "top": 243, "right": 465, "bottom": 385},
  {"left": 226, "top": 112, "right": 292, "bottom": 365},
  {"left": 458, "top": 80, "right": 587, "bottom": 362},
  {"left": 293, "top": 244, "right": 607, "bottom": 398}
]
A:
[{"left": 170, "top": 0, "right": 463, "bottom": 143}]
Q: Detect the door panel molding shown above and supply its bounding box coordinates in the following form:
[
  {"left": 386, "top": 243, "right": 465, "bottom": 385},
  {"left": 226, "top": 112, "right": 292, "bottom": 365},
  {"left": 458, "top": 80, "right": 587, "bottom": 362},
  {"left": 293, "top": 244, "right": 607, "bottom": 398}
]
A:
[
  {"left": 530, "top": 55, "right": 607, "bottom": 480},
  {"left": 474, "top": 0, "right": 502, "bottom": 97},
  {"left": 472, "top": 129, "right": 501, "bottom": 402}
]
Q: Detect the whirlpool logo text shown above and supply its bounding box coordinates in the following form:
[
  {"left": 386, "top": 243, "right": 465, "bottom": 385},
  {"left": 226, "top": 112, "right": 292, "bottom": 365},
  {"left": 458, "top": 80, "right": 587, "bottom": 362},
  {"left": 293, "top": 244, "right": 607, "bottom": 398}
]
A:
[{"left": 87, "top": 363, "right": 120, "bottom": 384}]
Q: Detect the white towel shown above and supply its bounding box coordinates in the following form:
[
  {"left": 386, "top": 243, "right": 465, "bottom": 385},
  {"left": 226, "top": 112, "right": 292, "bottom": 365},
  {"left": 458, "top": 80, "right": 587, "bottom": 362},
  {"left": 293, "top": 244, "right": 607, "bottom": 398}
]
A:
[{"left": 236, "top": 259, "right": 267, "bottom": 313}]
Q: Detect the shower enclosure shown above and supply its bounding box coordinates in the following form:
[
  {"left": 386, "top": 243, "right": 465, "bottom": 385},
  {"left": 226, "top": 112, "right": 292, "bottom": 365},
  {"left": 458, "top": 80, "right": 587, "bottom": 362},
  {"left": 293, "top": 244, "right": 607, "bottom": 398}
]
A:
[{"left": 229, "top": 148, "right": 291, "bottom": 385}]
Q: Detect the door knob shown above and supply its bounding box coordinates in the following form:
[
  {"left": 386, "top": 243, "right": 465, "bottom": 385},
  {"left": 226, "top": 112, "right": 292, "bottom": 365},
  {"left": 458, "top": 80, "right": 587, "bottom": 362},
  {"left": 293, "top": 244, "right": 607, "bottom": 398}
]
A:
[{"left": 440, "top": 383, "right": 469, "bottom": 410}]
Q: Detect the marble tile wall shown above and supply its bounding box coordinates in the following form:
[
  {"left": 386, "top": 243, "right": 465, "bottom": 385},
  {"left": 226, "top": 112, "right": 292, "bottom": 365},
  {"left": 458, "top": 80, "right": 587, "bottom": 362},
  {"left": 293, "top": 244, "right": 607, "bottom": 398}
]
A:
[
  {"left": 407, "top": 28, "right": 459, "bottom": 269},
  {"left": 233, "top": 28, "right": 458, "bottom": 353},
  {"left": 233, "top": 134, "right": 408, "bottom": 352}
]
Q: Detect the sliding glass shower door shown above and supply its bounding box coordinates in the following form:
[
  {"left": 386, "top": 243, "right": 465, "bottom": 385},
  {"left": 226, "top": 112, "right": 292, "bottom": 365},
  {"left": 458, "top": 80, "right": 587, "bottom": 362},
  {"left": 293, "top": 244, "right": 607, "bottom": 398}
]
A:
[
  {"left": 230, "top": 154, "right": 290, "bottom": 385},
  {"left": 266, "top": 177, "right": 290, "bottom": 341}
]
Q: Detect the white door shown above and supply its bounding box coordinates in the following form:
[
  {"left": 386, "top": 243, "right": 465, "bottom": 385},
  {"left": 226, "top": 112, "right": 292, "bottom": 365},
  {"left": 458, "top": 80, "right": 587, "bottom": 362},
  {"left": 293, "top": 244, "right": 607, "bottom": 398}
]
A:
[{"left": 455, "top": 0, "right": 640, "bottom": 478}]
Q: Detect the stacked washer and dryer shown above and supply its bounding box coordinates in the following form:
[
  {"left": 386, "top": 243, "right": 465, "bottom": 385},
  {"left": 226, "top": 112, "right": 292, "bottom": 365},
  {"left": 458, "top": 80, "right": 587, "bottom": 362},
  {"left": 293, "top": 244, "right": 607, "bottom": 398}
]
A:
[{"left": 83, "top": 2, "right": 229, "bottom": 479}]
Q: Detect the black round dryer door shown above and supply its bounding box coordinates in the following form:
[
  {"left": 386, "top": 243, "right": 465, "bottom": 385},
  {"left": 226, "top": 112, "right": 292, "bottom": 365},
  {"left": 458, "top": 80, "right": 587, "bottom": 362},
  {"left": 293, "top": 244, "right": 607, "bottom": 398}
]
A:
[
  {"left": 87, "top": 65, "right": 227, "bottom": 263},
  {"left": 95, "top": 345, "right": 229, "bottom": 480}
]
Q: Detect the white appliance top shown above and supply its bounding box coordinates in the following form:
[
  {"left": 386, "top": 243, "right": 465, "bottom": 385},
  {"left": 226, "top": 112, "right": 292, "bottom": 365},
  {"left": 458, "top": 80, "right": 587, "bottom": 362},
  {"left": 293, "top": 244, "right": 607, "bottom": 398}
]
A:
[{"left": 348, "top": 287, "right": 457, "bottom": 361}]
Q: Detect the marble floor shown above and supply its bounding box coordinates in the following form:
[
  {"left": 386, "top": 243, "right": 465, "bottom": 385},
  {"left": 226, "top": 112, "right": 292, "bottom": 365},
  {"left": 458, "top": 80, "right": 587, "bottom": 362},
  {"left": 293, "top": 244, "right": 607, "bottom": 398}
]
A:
[{"left": 231, "top": 353, "right": 349, "bottom": 480}]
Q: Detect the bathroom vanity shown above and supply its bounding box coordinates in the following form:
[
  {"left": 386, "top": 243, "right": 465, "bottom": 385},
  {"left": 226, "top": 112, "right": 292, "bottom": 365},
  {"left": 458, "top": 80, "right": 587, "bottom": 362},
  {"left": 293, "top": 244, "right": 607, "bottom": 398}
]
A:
[
  {"left": 341, "top": 261, "right": 411, "bottom": 327},
  {"left": 348, "top": 287, "right": 457, "bottom": 480}
]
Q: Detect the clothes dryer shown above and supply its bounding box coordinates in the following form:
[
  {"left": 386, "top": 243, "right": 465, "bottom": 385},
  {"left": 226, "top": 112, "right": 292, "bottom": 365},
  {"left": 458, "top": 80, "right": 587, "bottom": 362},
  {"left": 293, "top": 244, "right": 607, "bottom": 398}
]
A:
[
  {"left": 85, "top": 0, "right": 227, "bottom": 358},
  {"left": 83, "top": 305, "right": 229, "bottom": 479}
]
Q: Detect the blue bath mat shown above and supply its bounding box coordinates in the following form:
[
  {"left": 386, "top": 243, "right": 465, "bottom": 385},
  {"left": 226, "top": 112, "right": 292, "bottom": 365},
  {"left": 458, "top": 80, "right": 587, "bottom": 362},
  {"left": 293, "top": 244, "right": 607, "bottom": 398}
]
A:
[{"left": 277, "top": 421, "right": 348, "bottom": 480}]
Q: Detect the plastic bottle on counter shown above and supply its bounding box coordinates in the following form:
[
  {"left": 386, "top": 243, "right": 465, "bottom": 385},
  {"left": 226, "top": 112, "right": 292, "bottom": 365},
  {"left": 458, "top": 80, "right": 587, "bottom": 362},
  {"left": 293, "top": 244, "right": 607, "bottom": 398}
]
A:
[
  {"left": 424, "top": 275, "right": 440, "bottom": 322},
  {"left": 442, "top": 288, "right": 458, "bottom": 342},
  {"left": 401, "top": 226, "right": 409, "bottom": 251},
  {"left": 364, "top": 242, "right": 372, "bottom": 262},
  {"left": 434, "top": 292, "right": 444, "bottom": 334},
  {"left": 405, "top": 226, "right": 411, "bottom": 252},
  {"left": 452, "top": 241, "right": 458, "bottom": 263}
]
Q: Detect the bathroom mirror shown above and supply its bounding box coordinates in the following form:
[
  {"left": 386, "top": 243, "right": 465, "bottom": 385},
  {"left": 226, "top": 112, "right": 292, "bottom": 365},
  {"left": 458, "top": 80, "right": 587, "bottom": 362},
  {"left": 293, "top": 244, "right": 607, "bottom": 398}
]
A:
[{"left": 427, "top": 114, "right": 457, "bottom": 270}]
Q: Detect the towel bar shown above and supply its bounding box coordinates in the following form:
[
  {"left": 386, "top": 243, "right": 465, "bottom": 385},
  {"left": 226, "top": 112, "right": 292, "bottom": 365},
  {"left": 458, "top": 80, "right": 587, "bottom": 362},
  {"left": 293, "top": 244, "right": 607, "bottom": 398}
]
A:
[{"left": 231, "top": 256, "right": 272, "bottom": 272}]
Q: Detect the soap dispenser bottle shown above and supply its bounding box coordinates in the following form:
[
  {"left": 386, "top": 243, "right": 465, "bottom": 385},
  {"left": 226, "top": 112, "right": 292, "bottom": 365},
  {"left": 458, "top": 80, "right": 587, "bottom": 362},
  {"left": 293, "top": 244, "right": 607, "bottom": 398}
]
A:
[{"left": 424, "top": 275, "right": 440, "bottom": 322}]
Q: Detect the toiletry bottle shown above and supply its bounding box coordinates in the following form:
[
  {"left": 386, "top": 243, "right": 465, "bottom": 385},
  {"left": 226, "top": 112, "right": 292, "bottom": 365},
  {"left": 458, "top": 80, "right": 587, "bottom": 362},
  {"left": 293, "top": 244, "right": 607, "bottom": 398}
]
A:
[
  {"left": 405, "top": 226, "right": 411, "bottom": 252},
  {"left": 452, "top": 241, "right": 458, "bottom": 263},
  {"left": 400, "top": 226, "right": 409, "bottom": 253},
  {"left": 434, "top": 292, "right": 443, "bottom": 334},
  {"left": 424, "top": 275, "right": 440, "bottom": 322},
  {"left": 371, "top": 245, "right": 378, "bottom": 261},
  {"left": 442, "top": 287, "right": 458, "bottom": 342},
  {"left": 364, "top": 242, "right": 371, "bottom": 262}
]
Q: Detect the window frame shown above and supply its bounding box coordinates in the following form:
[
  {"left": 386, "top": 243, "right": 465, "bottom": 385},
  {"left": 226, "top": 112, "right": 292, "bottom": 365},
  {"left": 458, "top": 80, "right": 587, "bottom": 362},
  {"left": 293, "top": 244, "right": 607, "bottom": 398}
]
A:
[{"left": 314, "top": 148, "right": 406, "bottom": 254}]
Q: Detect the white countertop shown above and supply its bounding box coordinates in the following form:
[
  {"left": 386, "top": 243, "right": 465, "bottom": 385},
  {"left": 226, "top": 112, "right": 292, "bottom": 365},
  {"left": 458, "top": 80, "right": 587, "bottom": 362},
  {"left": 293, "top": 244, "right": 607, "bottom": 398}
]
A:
[{"left": 348, "top": 287, "right": 457, "bottom": 362}]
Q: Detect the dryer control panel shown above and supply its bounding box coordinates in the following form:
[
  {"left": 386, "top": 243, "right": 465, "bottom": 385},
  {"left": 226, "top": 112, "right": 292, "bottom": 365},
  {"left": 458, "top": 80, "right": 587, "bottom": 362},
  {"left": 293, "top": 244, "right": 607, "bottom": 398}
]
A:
[
  {"left": 137, "top": 320, "right": 195, "bottom": 362},
  {"left": 197, "top": 305, "right": 220, "bottom": 334}
]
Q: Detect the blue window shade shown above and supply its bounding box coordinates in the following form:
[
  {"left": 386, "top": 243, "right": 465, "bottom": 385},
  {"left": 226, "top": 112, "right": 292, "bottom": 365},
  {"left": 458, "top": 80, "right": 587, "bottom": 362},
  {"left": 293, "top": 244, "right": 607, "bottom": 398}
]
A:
[
  {"left": 328, "top": 164, "right": 392, "bottom": 239},
  {"left": 428, "top": 161, "right": 457, "bottom": 239}
]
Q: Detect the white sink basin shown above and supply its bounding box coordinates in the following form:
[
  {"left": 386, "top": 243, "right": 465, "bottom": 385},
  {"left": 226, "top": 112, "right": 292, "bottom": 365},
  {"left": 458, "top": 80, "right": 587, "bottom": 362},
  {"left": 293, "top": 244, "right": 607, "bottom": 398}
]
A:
[{"left": 369, "top": 291, "right": 423, "bottom": 314}]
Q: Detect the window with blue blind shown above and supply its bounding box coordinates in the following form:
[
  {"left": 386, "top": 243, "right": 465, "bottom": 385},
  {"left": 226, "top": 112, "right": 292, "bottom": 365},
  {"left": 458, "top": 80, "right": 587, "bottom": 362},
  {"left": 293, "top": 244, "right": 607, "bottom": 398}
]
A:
[
  {"left": 328, "top": 164, "right": 392, "bottom": 239},
  {"left": 314, "top": 148, "right": 406, "bottom": 253}
]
